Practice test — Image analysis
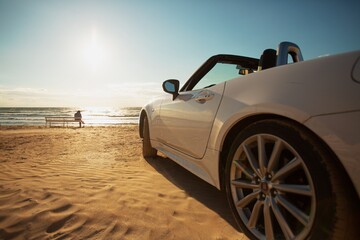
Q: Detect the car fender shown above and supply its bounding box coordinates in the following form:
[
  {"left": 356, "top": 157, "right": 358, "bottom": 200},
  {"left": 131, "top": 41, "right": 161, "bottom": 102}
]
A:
[
  {"left": 208, "top": 101, "right": 311, "bottom": 152},
  {"left": 139, "top": 96, "right": 164, "bottom": 140}
]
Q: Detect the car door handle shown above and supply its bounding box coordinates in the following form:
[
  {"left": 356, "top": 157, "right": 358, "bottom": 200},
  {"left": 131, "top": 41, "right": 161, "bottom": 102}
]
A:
[{"left": 194, "top": 91, "right": 214, "bottom": 103}]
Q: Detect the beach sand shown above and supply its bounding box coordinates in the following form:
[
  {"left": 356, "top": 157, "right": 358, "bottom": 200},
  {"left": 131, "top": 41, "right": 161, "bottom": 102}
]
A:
[{"left": 0, "top": 126, "right": 248, "bottom": 240}]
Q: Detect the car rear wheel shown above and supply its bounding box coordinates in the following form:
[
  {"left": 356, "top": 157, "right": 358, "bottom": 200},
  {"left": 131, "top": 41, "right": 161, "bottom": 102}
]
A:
[
  {"left": 142, "top": 116, "right": 157, "bottom": 158},
  {"left": 224, "top": 119, "right": 357, "bottom": 240}
]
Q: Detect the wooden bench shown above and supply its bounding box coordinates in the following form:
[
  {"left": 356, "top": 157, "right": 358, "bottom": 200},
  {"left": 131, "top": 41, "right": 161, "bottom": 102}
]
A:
[{"left": 45, "top": 117, "right": 85, "bottom": 127}]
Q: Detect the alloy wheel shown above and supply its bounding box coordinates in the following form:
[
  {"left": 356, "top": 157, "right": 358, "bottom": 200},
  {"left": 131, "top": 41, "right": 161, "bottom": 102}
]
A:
[{"left": 230, "top": 134, "right": 316, "bottom": 239}]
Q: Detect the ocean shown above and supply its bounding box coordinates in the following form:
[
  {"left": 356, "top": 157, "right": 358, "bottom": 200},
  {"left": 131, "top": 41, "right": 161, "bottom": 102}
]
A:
[{"left": 0, "top": 107, "right": 141, "bottom": 126}]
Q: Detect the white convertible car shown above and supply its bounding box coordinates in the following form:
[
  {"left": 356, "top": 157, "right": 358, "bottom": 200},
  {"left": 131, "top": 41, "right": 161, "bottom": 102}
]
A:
[{"left": 139, "top": 42, "right": 360, "bottom": 240}]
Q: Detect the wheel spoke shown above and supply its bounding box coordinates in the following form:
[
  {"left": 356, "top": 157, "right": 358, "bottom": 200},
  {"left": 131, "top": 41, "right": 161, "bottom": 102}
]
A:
[
  {"left": 272, "top": 157, "right": 302, "bottom": 181},
  {"left": 276, "top": 195, "right": 309, "bottom": 226},
  {"left": 247, "top": 200, "right": 263, "bottom": 228},
  {"left": 267, "top": 139, "right": 283, "bottom": 173},
  {"left": 242, "top": 143, "right": 261, "bottom": 178},
  {"left": 264, "top": 197, "right": 274, "bottom": 239},
  {"left": 232, "top": 179, "right": 259, "bottom": 189},
  {"left": 236, "top": 190, "right": 260, "bottom": 208},
  {"left": 257, "top": 135, "right": 267, "bottom": 177},
  {"left": 233, "top": 160, "right": 254, "bottom": 179},
  {"left": 270, "top": 197, "right": 295, "bottom": 240},
  {"left": 274, "top": 184, "right": 312, "bottom": 196}
]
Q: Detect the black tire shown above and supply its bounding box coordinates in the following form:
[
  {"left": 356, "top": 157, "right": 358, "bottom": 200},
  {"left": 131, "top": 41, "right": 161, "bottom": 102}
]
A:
[
  {"left": 224, "top": 119, "right": 359, "bottom": 240},
  {"left": 142, "top": 116, "right": 157, "bottom": 158}
]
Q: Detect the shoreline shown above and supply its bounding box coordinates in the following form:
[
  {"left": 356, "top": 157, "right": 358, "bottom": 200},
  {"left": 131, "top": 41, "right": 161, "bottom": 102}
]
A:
[{"left": 0, "top": 124, "right": 138, "bottom": 130}]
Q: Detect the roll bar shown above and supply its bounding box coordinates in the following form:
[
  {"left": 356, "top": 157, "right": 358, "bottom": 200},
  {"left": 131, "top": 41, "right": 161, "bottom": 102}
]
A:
[{"left": 276, "top": 41, "right": 304, "bottom": 66}]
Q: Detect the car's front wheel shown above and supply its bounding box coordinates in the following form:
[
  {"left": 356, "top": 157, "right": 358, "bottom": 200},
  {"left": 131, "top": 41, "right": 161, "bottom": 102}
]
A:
[
  {"left": 142, "top": 115, "right": 157, "bottom": 158},
  {"left": 224, "top": 119, "right": 357, "bottom": 239}
]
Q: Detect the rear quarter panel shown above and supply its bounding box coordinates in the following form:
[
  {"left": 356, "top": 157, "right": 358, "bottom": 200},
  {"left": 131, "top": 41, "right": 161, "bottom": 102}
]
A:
[
  {"left": 208, "top": 51, "right": 360, "bottom": 151},
  {"left": 304, "top": 111, "right": 360, "bottom": 196}
]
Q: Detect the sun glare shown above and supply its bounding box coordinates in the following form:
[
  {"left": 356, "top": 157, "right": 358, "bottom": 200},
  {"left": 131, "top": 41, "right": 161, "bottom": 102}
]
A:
[{"left": 82, "top": 28, "right": 106, "bottom": 72}]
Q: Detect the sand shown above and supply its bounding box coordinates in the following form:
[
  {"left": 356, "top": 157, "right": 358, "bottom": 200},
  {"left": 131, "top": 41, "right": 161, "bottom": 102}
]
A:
[{"left": 0, "top": 126, "right": 248, "bottom": 240}]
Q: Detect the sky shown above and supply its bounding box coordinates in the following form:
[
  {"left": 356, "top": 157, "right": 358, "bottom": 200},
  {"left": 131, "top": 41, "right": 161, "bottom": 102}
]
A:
[{"left": 1, "top": 0, "right": 360, "bottom": 108}]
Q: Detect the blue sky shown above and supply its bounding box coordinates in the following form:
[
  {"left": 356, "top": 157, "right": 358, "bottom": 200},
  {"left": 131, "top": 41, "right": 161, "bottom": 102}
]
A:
[{"left": 1, "top": 0, "right": 359, "bottom": 107}]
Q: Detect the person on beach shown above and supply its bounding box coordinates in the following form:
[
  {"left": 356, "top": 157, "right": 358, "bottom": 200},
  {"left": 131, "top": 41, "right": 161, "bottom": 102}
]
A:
[{"left": 74, "top": 110, "right": 85, "bottom": 127}]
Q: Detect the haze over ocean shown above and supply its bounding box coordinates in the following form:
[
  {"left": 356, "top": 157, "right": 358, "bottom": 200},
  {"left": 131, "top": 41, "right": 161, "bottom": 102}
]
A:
[{"left": 0, "top": 107, "right": 141, "bottom": 126}]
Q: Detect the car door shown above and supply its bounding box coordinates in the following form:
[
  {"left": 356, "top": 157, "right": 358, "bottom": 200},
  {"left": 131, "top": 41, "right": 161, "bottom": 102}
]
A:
[{"left": 159, "top": 59, "right": 251, "bottom": 159}]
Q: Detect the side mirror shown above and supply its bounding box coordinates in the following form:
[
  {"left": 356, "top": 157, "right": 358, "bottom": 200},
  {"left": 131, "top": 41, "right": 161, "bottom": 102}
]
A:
[{"left": 162, "top": 79, "right": 179, "bottom": 100}]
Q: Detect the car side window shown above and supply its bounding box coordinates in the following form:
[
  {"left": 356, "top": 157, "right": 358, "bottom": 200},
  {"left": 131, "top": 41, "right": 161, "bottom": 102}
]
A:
[{"left": 192, "top": 63, "right": 242, "bottom": 90}]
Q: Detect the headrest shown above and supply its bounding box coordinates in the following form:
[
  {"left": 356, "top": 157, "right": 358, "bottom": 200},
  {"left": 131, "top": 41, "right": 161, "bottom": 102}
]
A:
[{"left": 259, "top": 49, "right": 277, "bottom": 70}]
